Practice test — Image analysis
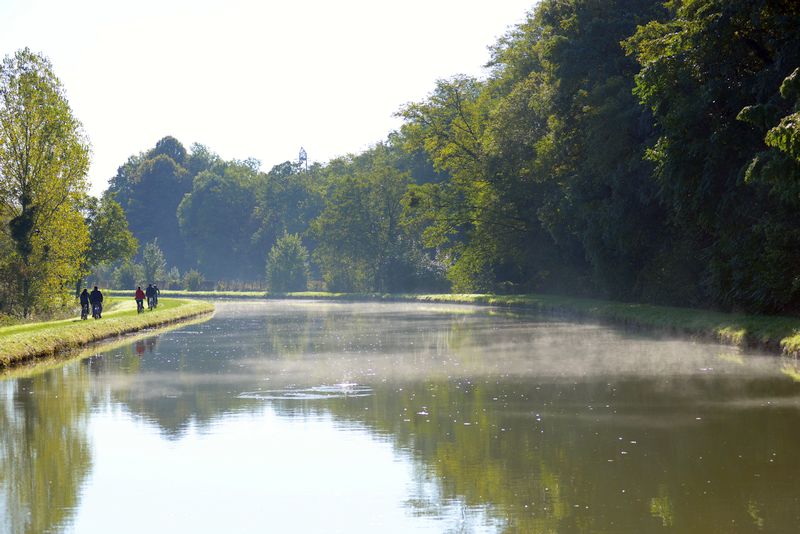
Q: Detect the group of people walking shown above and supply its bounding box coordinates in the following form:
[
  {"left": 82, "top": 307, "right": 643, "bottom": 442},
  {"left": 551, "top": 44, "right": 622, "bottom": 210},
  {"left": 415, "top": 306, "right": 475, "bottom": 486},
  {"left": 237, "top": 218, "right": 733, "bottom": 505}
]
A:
[
  {"left": 77, "top": 283, "right": 161, "bottom": 320},
  {"left": 78, "top": 286, "right": 104, "bottom": 319},
  {"left": 135, "top": 284, "right": 160, "bottom": 313}
]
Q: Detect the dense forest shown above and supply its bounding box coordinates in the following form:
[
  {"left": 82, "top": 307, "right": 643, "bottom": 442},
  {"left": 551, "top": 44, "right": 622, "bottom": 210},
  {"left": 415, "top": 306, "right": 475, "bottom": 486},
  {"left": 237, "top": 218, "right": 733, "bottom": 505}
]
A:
[{"left": 3, "top": 0, "right": 800, "bottom": 317}]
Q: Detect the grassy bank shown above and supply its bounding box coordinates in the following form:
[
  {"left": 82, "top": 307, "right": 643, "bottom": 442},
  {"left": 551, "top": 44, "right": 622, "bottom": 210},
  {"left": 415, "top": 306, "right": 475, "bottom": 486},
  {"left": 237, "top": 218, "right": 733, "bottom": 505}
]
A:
[
  {"left": 0, "top": 298, "right": 214, "bottom": 368},
  {"left": 113, "top": 290, "right": 800, "bottom": 355}
]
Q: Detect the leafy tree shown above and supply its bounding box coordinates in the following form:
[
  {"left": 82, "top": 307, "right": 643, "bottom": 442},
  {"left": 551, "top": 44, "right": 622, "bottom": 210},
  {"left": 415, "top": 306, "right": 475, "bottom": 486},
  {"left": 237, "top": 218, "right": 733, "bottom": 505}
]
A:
[
  {"left": 399, "top": 74, "right": 553, "bottom": 292},
  {"left": 85, "top": 194, "right": 138, "bottom": 270},
  {"left": 494, "top": 0, "right": 669, "bottom": 300},
  {"left": 185, "top": 143, "right": 222, "bottom": 177},
  {"left": 266, "top": 233, "right": 310, "bottom": 292},
  {"left": 251, "top": 161, "right": 323, "bottom": 273},
  {"left": 0, "top": 49, "right": 90, "bottom": 316},
  {"left": 165, "top": 266, "right": 181, "bottom": 289},
  {"left": 626, "top": 0, "right": 800, "bottom": 311},
  {"left": 177, "top": 162, "right": 258, "bottom": 279},
  {"left": 112, "top": 260, "right": 144, "bottom": 289},
  {"left": 149, "top": 135, "right": 186, "bottom": 165},
  {"left": 312, "top": 145, "right": 415, "bottom": 291},
  {"left": 107, "top": 137, "right": 192, "bottom": 268},
  {"left": 142, "top": 239, "right": 167, "bottom": 283},
  {"left": 182, "top": 269, "right": 203, "bottom": 291}
]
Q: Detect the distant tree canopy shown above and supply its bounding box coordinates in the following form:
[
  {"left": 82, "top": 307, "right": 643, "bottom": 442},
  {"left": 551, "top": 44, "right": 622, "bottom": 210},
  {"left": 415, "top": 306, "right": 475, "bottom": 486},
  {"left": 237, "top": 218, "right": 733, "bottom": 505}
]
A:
[
  {"left": 102, "top": 0, "right": 800, "bottom": 313},
  {"left": 107, "top": 137, "right": 194, "bottom": 269}
]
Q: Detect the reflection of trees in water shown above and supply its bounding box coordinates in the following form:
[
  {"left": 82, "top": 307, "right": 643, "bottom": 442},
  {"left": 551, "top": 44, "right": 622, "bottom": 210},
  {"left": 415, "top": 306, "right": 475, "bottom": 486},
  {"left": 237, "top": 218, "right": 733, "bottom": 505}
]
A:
[
  {"left": 0, "top": 365, "right": 93, "bottom": 534},
  {"left": 313, "top": 378, "right": 800, "bottom": 533},
  {"left": 101, "top": 329, "right": 265, "bottom": 439},
  {"left": 89, "top": 303, "right": 800, "bottom": 531}
]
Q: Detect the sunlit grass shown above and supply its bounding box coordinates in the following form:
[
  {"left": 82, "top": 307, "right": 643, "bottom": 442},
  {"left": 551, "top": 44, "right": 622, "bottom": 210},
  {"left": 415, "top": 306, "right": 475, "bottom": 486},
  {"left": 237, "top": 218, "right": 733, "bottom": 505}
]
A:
[
  {"left": 0, "top": 298, "right": 214, "bottom": 368},
  {"left": 1, "top": 314, "right": 214, "bottom": 379}
]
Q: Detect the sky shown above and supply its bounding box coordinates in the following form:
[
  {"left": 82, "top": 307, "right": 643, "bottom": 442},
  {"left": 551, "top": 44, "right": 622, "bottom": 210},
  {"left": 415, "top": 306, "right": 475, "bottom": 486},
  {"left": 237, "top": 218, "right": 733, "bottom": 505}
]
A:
[{"left": 0, "top": 0, "right": 535, "bottom": 196}]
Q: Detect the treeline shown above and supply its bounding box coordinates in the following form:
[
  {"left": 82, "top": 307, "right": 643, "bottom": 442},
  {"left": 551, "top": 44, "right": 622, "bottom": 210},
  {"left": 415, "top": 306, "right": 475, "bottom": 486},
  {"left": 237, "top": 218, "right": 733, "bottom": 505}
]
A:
[
  {"left": 2, "top": 1, "right": 799, "bottom": 317},
  {"left": 393, "top": 0, "right": 800, "bottom": 313},
  {"left": 107, "top": 0, "right": 800, "bottom": 313},
  {"left": 104, "top": 135, "right": 446, "bottom": 292}
]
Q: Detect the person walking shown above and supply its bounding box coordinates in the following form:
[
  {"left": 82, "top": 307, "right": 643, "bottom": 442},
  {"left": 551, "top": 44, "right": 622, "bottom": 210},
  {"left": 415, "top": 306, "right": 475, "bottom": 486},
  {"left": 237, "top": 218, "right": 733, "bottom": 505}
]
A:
[
  {"left": 152, "top": 284, "right": 160, "bottom": 308},
  {"left": 89, "top": 286, "right": 104, "bottom": 319},
  {"left": 135, "top": 286, "right": 145, "bottom": 313},
  {"left": 79, "top": 288, "right": 90, "bottom": 320},
  {"left": 145, "top": 284, "right": 155, "bottom": 310}
]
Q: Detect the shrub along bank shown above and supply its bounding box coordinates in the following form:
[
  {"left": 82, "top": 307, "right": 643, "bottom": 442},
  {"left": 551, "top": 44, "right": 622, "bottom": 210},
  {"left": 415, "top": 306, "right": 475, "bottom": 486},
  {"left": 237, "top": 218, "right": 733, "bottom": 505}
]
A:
[{"left": 0, "top": 298, "right": 214, "bottom": 367}]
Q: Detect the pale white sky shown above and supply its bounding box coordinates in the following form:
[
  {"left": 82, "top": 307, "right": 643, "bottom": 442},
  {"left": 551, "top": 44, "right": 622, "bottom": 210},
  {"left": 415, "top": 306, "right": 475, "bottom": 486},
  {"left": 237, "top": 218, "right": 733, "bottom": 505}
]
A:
[{"left": 0, "top": 0, "right": 535, "bottom": 195}]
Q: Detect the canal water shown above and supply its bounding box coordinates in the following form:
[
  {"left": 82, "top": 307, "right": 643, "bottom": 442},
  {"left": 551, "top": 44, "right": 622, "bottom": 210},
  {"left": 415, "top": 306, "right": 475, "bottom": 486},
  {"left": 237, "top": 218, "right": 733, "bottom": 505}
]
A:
[{"left": 1, "top": 300, "right": 799, "bottom": 533}]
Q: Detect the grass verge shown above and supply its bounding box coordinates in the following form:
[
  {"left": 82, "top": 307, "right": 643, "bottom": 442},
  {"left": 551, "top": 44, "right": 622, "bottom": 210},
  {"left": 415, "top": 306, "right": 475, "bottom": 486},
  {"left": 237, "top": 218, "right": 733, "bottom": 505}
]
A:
[{"left": 0, "top": 298, "right": 214, "bottom": 368}]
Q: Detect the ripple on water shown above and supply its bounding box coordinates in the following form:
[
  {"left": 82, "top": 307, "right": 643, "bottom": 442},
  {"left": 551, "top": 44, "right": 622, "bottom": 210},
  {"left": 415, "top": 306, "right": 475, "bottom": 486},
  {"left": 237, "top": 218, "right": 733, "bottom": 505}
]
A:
[{"left": 238, "top": 383, "right": 373, "bottom": 400}]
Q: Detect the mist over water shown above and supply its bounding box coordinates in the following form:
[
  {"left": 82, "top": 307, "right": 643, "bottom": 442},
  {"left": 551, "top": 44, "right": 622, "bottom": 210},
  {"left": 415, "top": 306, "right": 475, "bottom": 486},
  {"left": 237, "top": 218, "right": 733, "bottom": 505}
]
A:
[{"left": 2, "top": 300, "right": 799, "bottom": 533}]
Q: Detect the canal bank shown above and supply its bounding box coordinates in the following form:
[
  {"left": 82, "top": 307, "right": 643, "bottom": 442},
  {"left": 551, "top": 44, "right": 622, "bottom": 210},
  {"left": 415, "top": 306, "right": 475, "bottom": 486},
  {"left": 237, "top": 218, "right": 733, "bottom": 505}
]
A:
[
  {"left": 108, "top": 290, "right": 800, "bottom": 355},
  {"left": 0, "top": 298, "right": 214, "bottom": 368}
]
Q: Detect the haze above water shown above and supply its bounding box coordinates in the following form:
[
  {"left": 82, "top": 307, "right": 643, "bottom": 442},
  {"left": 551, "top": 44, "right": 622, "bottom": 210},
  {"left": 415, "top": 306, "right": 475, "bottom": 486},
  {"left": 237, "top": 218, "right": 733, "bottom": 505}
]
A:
[{"left": 2, "top": 300, "right": 799, "bottom": 533}]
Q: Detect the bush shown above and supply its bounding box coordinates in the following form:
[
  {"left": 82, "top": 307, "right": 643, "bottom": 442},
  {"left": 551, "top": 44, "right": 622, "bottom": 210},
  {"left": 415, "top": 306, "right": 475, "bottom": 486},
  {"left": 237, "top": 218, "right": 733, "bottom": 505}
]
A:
[
  {"left": 165, "top": 267, "right": 181, "bottom": 289},
  {"left": 266, "top": 234, "right": 310, "bottom": 292},
  {"left": 142, "top": 239, "right": 167, "bottom": 283},
  {"left": 112, "top": 261, "right": 144, "bottom": 289},
  {"left": 183, "top": 269, "right": 203, "bottom": 291}
]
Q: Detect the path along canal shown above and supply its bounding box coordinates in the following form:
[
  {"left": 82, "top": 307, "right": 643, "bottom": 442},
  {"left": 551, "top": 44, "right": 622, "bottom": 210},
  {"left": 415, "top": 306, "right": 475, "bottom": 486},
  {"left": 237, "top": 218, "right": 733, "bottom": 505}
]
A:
[{"left": 1, "top": 300, "right": 799, "bottom": 533}]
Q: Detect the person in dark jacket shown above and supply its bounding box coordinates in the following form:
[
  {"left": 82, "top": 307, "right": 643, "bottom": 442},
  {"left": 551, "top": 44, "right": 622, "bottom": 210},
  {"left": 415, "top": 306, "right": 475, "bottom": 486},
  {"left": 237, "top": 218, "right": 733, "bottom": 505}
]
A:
[
  {"left": 89, "top": 286, "right": 103, "bottom": 318},
  {"left": 79, "top": 288, "right": 90, "bottom": 320},
  {"left": 145, "top": 284, "right": 155, "bottom": 309}
]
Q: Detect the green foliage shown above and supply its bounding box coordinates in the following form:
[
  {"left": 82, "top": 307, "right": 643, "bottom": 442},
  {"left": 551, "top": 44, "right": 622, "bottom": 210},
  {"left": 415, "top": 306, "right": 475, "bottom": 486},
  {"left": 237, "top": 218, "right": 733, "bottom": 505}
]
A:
[
  {"left": 182, "top": 269, "right": 203, "bottom": 291},
  {"left": 251, "top": 161, "right": 323, "bottom": 273},
  {"left": 96, "top": 1, "right": 800, "bottom": 313},
  {"left": 165, "top": 267, "right": 181, "bottom": 289},
  {"left": 0, "top": 48, "right": 91, "bottom": 316},
  {"left": 626, "top": 0, "right": 800, "bottom": 311},
  {"left": 142, "top": 239, "right": 167, "bottom": 283},
  {"left": 85, "top": 194, "right": 138, "bottom": 268},
  {"left": 311, "top": 142, "right": 437, "bottom": 292},
  {"left": 266, "top": 233, "right": 310, "bottom": 292},
  {"left": 112, "top": 260, "right": 144, "bottom": 289},
  {"left": 177, "top": 162, "right": 259, "bottom": 279},
  {"left": 107, "top": 138, "right": 195, "bottom": 268}
]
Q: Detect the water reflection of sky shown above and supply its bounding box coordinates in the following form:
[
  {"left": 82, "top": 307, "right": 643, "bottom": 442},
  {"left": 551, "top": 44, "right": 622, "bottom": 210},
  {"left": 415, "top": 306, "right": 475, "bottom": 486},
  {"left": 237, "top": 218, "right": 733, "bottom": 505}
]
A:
[{"left": 69, "top": 407, "right": 497, "bottom": 533}]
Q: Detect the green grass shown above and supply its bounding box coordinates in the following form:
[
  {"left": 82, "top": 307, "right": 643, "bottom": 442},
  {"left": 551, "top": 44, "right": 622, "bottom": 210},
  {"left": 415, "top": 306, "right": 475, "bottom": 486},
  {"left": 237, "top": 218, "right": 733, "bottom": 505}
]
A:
[{"left": 0, "top": 298, "right": 214, "bottom": 368}]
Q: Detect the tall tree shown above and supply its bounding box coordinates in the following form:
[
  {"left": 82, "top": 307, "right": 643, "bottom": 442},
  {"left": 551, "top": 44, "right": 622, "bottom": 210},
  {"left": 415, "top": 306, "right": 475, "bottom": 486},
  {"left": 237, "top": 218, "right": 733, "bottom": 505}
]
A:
[
  {"left": 0, "top": 49, "right": 90, "bottom": 316},
  {"left": 85, "top": 194, "right": 138, "bottom": 272},
  {"left": 107, "top": 137, "right": 192, "bottom": 268},
  {"left": 626, "top": 0, "right": 800, "bottom": 311},
  {"left": 142, "top": 239, "right": 167, "bottom": 283},
  {"left": 312, "top": 145, "right": 418, "bottom": 291},
  {"left": 177, "top": 162, "right": 259, "bottom": 279}
]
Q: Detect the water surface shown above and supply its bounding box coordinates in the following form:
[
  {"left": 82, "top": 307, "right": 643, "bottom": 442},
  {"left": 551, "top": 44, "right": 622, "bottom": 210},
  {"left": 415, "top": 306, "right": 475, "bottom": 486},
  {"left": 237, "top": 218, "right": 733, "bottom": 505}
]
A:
[{"left": 2, "top": 300, "right": 799, "bottom": 533}]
